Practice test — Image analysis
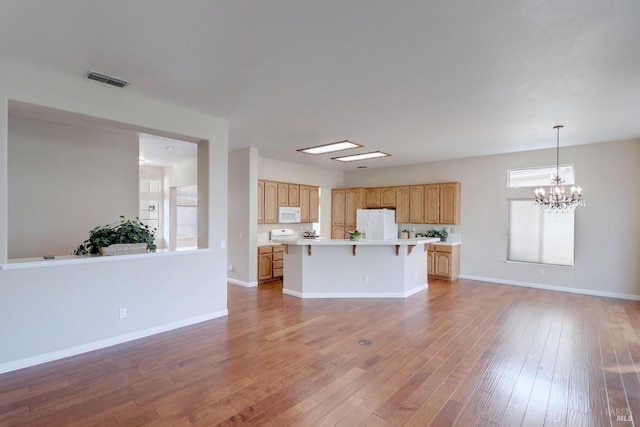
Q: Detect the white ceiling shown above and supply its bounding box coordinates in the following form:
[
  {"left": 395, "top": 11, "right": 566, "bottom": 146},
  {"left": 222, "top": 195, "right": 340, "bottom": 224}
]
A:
[{"left": 1, "top": 1, "right": 639, "bottom": 170}]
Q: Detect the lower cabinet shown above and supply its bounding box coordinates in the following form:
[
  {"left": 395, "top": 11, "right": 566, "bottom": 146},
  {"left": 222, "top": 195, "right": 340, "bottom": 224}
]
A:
[
  {"left": 258, "top": 245, "right": 284, "bottom": 283},
  {"left": 427, "top": 244, "right": 460, "bottom": 281}
]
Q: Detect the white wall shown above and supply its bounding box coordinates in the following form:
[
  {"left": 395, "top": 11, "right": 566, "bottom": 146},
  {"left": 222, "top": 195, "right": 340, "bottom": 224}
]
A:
[
  {"left": 8, "top": 115, "right": 139, "bottom": 258},
  {"left": 0, "top": 58, "right": 229, "bottom": 373},
  {"left": 344, "top": 139, "right": 640, "bottom": 299},
  {"left": 228, "top": 148, "right": 258, "bottom": 285}
]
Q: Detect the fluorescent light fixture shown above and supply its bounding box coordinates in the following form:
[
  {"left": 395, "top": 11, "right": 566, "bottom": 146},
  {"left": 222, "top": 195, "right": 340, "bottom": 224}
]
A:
[
  {"left": 298, "top": 139, "right": 363, "bottom": 155},
  {"left": 332, "top": 151, "right": 391, "bottom": 162}
]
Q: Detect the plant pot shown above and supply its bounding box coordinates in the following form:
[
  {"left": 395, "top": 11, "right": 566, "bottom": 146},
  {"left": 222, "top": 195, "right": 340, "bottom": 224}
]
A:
[
  {"left": 401, "top": 232, "right": 409, "bottom": 239},
  {"left": 100, "top": 243, "right": 148, "bottom": 256}
]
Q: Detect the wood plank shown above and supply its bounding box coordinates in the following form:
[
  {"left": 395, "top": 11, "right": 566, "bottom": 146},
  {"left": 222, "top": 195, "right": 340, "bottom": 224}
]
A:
[{"left": 0, "top": 280, "right": 638, "bottom": 425}]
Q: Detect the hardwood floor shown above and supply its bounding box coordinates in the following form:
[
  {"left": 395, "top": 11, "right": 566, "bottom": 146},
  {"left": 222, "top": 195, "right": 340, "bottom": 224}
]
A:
[{"left": 1, "top": 279, "right": 639, "bottom": 426}]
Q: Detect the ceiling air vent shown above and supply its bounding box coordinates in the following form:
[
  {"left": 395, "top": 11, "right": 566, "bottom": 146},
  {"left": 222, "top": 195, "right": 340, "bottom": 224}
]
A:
[{"left": 87, "top": 70, "right": 129, "bottom": 88}]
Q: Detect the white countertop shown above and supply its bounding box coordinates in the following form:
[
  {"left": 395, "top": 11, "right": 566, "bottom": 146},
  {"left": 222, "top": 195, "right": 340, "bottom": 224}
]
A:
[
  {"left": 271, "top": 237, "right": 441, "bottom": 246},
  {"left": 429, "top": 240, "right": 461, "bottom": 246}
]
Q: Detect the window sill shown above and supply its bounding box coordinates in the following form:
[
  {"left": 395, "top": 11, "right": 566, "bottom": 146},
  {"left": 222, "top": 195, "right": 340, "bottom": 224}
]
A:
[{"left": 1, "top": 247, "right": 209, "bottom": 270}]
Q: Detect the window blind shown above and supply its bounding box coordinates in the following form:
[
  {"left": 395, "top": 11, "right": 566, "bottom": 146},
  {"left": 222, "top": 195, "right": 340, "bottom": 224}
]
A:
[{"left": 507, "top": 199, "right": 574, "bottom": 266}]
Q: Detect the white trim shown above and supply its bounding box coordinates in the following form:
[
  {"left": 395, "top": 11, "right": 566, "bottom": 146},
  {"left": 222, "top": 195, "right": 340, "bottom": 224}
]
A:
[
  {"left": 227, "top": 278, "right": 258, "bottom": 287},
  {"left": 459, "top": 275, "right": 640, "bottom": 301},
  {"left": 282, "top": 283, "right": 428, "bottom": 299},
  {"left": 0, "top": 309, "right": 228, "bottom": 374}
]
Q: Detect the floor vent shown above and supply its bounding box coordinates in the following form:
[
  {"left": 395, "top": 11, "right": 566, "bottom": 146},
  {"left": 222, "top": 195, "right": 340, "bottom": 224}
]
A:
[{"left": 87, "top": 70, "right": 129, "bottom": 88}]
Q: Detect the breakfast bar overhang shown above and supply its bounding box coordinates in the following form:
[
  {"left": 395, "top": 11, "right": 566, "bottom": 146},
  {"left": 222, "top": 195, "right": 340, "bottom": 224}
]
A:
[{"left": 271, "top": 238, "right": 440, "bottom": 298}]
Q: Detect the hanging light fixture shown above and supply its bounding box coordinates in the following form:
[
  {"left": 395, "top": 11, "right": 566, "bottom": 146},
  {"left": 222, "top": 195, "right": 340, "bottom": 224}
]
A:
[{"left": 534, "top": 125, "right": 584, "bottom": 213}]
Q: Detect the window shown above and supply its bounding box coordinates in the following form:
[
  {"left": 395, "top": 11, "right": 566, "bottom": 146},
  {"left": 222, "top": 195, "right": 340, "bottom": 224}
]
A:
[
  {"left": 507, "top": 199, "right": 574, "bottom": 266},
  {"left": 508, "top": 165, "right": 575, "bottom": 188}
]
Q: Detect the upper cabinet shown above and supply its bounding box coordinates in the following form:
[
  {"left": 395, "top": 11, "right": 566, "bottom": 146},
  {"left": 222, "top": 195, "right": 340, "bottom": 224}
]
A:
[
  {"left": 258, "top": 180, "right": 319, "bottom": 224},
  {"left": 263, "top": 181, "right": 278, "bottom": 224},
  {"left": 331, "top": 188, "right": 365, "bottom": 238},
  {"left": 423, "top": 184, "right": 440, "bottom": 224},
  {"left": 439, "top": 182, "right": 461, "bottom": 225},
  {"left": 331, "top": 182, "right": 461, "bottom": 226},
  {"left": 277, "top": 183, "right": 289, "bottom": 207}
]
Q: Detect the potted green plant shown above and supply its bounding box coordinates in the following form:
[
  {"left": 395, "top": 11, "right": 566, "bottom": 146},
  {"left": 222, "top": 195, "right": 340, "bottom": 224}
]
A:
[
  {"left": 426, "top": 228, "right": 448, "bottom": 241},
  {"left": 400, "top": 229, "right": 410, "bottom": 239},
  {"left": 346, "top": 230, "right": 363, "bottom": 240},
  {"left": 74, "top": 216, "right": 157, "bottom": 255}
]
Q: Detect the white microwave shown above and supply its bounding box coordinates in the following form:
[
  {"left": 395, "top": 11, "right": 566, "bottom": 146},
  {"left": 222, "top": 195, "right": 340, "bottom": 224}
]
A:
[{"left": 279, "top": 207, "right": 301, "bottom": 223}]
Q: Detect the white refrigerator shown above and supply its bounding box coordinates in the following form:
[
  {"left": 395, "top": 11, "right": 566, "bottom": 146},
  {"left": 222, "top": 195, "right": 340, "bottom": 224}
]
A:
[{"left": 356, "top": 209, "right": 397, "bottom": 240}]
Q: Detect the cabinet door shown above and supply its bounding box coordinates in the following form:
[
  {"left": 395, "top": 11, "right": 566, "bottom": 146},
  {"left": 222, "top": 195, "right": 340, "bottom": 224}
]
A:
[
  {"left": 345, "top": 188, "right": 366, "bottom": 227},
  {"left": 427, "top": 246, "right": 435, "bottom": 275},
  {"left": 380, "top": 187, "right": 396, "bottom": 207},
  {"left": 309, "top": 186, "right": 320, "bottom": 223},
  {"left": 395, "top": 186, "right": 410, "bottom": 223},
  {"left": 257, "top": 180, "right": 265, "bottom": 224},
  {"left": 366, "top": 188, "right": 380, "bottom": 208},
  {"left": 331, "top": 225, "right": 345, "bottom": 239},
  {"left": 288, "top": 184, "right": 300, "bottom": 207},
  {"left": 409, "top": 185, "right": 424, "bottom": 223},
  {"left": 264, "top": 181, "right": 278, "bottom": 223},
  {"left": 332, "top": 189, "right": 346, "bottom": 226},
  {"left": 258, "top": 253, "right": 273, "bottom": 281},
  {"left": 277, "top": 183, "right": 289, "bottom": 207},
  {"left": 423, "top": 184, "right": 440, "bottom": 224},
  {"left": 440, "top": 182, "right": 461, "bottom": 224},
  {"left": 434, "top": 252, "right": 451, "bottom": 277},
  {"left": 299, "top": 185, "right": 310, "bottom": 223}
]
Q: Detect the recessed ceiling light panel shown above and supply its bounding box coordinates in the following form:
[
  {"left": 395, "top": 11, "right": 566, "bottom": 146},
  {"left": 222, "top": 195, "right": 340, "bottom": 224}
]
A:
[
  {"left": 332, "top": 151, "right": 391, "bottom": 162},
  {"left": 298, "top": 139, "right": 363, "bottom": 155}
]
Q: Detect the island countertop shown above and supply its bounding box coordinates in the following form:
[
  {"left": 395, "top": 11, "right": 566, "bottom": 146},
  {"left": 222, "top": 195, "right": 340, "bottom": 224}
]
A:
[{"left": 271, "top": 237, "right": 441, "bottom": 246}]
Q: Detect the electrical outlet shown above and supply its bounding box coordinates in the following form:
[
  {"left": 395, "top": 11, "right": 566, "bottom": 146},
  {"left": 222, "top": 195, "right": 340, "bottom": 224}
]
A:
[
  {"left": 220, "top": 240, "right": 226, "bottom": 249},
  {"left": 119, "top": 308, "right": 127, "bottom": 319},
  {"left": 228, "top": 264, "right": 233, "bottom": 272},
  {"left": 364, "top": 275, "right": 369, "bottom": 283},
  {"left": 538, "top": 268, "right": 545, "bottom": 276}
]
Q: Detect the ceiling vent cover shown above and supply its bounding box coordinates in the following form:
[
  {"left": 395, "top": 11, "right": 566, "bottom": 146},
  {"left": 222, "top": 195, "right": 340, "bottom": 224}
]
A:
[{"left": 87, "top": 70, "right": 129, "bottom": 88}]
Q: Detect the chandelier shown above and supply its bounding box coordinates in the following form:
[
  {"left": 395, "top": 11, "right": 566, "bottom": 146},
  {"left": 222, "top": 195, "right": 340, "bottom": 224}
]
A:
[{"left": 534, "top": 125, "right": 584, "bottom": 213}]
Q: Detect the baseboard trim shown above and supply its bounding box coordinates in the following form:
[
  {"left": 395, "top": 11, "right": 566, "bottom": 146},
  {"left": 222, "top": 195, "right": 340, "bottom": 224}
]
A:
[
  {"left": 227, "top": 278, "right": 258, "bottom": 287},
  {"left": 0, "top": 309, "right": 229, "bottom": 375},
  {"left": 459, "top": 275, "right": 640, "bottom": 301},
  {"left": 282, "top": 283, "right": 428, "bottom": 299}
]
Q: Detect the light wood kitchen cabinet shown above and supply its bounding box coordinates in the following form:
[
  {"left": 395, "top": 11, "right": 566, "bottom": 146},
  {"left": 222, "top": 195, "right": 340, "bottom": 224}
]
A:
[
  {"left": 367, "top": 187, "right": 396, "bottom": 208},
  {"left": 439, "top": 182, "right": 461, "bottom": 225},
  {"left": 258, "top": 246, "right": 274, "bottom": 282},
  {"left": 427, "top": 244, "right": 460, "bottom": 281},
  {"left": 288, "top": 184, "right": 299, "bottom": 207},
  {"left": 277, "top": 183, "right": 289, "bottom": 207},
  {"left": 258, "top": 245, "right": 284, "bottom": 283},
  {"left": 257, "top": 180, "right": 265, "bottom": 224},
  {"left": 366, "top": 188, "right": 381, "bottom": 208},
  {"left": 424, "top": 184, "right": 440, "bottom": 224},
  {"left": 409, "top": 185, "right": 424, "bottom": 223},
  {"left": 345, "top": 188, "right": 366, "bottom": 228},
  {"left": 331, "top": 189, "right": 346, "bottom": 239},
  {"left": 330, "top": 181, "right": 460, "bottom": 226},
  {"left": 380, "top": 187, "right": 396, "bottom": 207},
  {"left": 332, "top": 189, "right": 346, "bottom": 226},
  {"left": 259, "top": 180, "right": 318, "bottom": 224},
  {"left": 309, "top": 186, "right": 319, "bottom": 223},
  {"left": 299, "top": 185, "right": 310, "bottom": 222},
  {"left": 395, "top": 186, "right": 410, "bottom": 223},
  {"left": 263, "top": 180, "right": 278, "bottom": 224},
  {"left": 331, "top": 188, "right": 365, "bottom": 238}
]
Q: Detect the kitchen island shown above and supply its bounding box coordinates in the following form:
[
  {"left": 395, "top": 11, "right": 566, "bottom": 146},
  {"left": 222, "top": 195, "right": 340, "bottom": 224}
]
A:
[{"left": 270, "top": 237, "right": 440, "bottom": 298}]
